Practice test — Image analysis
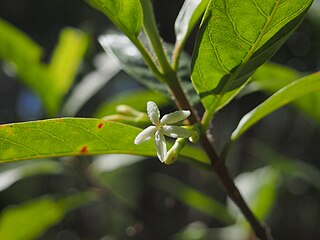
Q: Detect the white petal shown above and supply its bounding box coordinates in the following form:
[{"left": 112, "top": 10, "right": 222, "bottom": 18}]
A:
[
  {"left": 154, "top": 130, "right": 167, "bottom": 162},
  {"left": 147, "top": 101, "right": 160, "bottom": 126},
  {"left": 160, "top": 110, "right": 190, "bottom": 124},
  {"left": 162, "top": 125, "right": 191, "bottom": 138},
  {"left": 134, "top": 126, "right": 157, "bottom": 144}
]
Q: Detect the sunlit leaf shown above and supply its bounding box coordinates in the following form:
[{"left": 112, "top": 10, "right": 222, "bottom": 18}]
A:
[
  {"left": 152, "top": 173, "right": 234, "bottom": 224},
  {"left": 191, "top": 0, "right": 313, "bottom": 113},
  {"left": 0, "top": 118, "right": 210, "bottom": 164},
  {"left": 231, "top": 72, "right": 320, "bottom": 140},
  {"left": 0, "top": 192, "right": 96, "bottom": 240},
  {"left": 0, "top": 160, "right": 63, "bottom": 192},
  {"left": 0, "top": 18, "right": 42, "bottom": 67},
  {"left": 227, "top": 166, "right": 279, "bottom": 221},
  {"left": 251, "top": 63, "right": 320, "bottom": 122},
  {"left": 175, "top": 0, "right": 210, "bottom": 44},
  {"left": 99, "top": 32, "right": 200, "bottom": 105},
  {"left": 0, "top": 20, "right": 88, "bottom": 115},
  {"left": 87, "top": 0, "right": 143, "bottom": 37}
]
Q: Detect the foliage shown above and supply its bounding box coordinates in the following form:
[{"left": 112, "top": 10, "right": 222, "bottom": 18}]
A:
[{"left": 0, "top": 0, "right": 319, "bottom": 239}]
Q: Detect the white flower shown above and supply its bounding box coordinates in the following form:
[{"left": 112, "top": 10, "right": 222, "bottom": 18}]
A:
[{"left": 134, "top": 101, "right": 191, "bottom": 162}]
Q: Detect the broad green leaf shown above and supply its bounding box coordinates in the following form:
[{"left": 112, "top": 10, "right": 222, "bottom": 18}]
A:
[
  {"left": 99, "top": 32, "right": 199, "bottom": 104},
  {"left": 0, "top": 193, "right": 95, "bottom": 240},
  {"left": 191, "top": 0, "right": 313, "bottom": 113},
  {"left": 0, "top": 118, "right": 210, "bottom": 164},
  {"left": 95, "top": 89, "right": 169, "bottom": 118},
  {"left": 0, "top": 20, "right": 88, "bottom": 115},
  {"left": 151, "top": 173, "right": 234, "bottom": 224},
  {"left": 251, "top": 63, "right": 320, "bottom": 122},
  {"left": 0, "top": 160, "right": 63, "bottom": 192},
  {"left": 175, "top": 0, "right": 210, "bottom": 44},
  {"left": 227, "top": 166, "right": 279, "bottom": 221},
  {"left": 231, "top": 72, "right": 320, "bottom": 140},
  {"left": 88, "top": 0, "right": 143, "bottom": 37}
]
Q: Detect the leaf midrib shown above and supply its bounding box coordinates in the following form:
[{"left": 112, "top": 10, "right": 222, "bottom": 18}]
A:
[{"left": 206, "top": 0, "right": 281, "bottom": 114}]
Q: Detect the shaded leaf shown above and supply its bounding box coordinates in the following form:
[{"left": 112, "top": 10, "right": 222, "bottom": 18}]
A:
[
  {"left": 0, "top": 192, "right": 96, "bottom": 240},
  {"left": 191, "top": 0, "right": 313, "bottom": 112},
  {"left": 227, "top": 166, "right": 279, "bottom": 221},
  {"left": 175, "top": 0, "right": 210, "bottom": 43},
  {"left": 152, "top": 173, "right": 234, "bottom": 224},
  {"left": 88, "top": 0, "right": 143, "bottom": 37},
  {"left": 231, "top": 72, "right": 320, "bottom": 140},
  {"left": 99, "top": 32, "right": 200, "bottom": 105},
  {"left": 0, "top": 160, "right": 63, "bottom": 192}
]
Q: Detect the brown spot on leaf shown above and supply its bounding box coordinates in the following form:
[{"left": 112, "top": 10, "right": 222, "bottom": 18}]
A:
[
  {"left": 80, "top": 146, "right": 88, "bottom": 154},
  {"left": 98, "top": 123, "right": 104, "bottom": 129},
  {"left": 55, "top": 118, "right": 62, "bottom": 122}
]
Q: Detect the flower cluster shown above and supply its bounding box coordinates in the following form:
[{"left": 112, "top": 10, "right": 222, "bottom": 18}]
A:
[{"left": 134, "top": 101, "right": 191, "bottom": 162}]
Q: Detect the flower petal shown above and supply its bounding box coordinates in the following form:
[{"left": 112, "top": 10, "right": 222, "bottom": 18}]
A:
[
  {"left": 154, "top": 130, "right": 167, "bottom": 162},
  {"left": 162, "top": 125, "right": 191, "bottom": 138},
  {"left": 147, "top": 101, "right": 160, "bottom": 126},
  {"left": 160, "top": 110, "right": 190, "bottom": 124},
  {"left": 134, "top": 126, "right": 157, "bottom": 144}
]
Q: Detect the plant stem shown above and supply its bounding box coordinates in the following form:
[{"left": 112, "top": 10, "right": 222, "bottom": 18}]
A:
[{"left": 167, "top": 73, "right": 272, "bottom": 240}]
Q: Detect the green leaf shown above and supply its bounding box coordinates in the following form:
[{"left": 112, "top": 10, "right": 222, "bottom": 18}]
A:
[
  {"left": 0, "top": 193, "right": 95, "bottom": 240},
  {"left": 191, "top": 0, "right": 313, "bottom": 113},
  {"left": 0, "top": 18, "right": 42, "bottom": 67},
  {"left": 151, "top": 173, "right": 234, "bottom": 224},
  {"left": 251, "top": 63, "right": 320, "bottom": 122},
  {"left": 95, "top": 89, "right": 169, "bottom": 118},
  {"left": 99, "top": 32, "right": 199, "bottom": 104},
  {"left": 231, "top": 71, "right": 320, "bottom": 141},
  {"left": 88, "top": 0, "right": 143, "bottom": 37},
  {"left": 0, "top": 160, "right": 63, "bottom": 192},
  {"left": 0, "top": 118, "right": 155, "bottom": 162},
  {"left": 0, "top": 20, "right": 88, "bottom": 115},
  {"left": 227, "top": 166, "right": 279, "bottom": 221},
  {"left": 0, "top": 118, "right": 210, "bottom": 164},
  {"left": 175, "top": 0, "right": 210, "bottom": 44},
  {"left": 48, "top": 28, "right": 89, "bottom": 104}
]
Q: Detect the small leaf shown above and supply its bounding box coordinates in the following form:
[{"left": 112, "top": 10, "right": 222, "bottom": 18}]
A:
[
  {"left": 191, "top": 0, "right": 313, "bottom": 112},
  {"left": 175, "top": 0, "right": 210, "bottom": 43},
  {"left": 231, "top": 72, "right": 320, "bottom": 141},
  {"left": 88, "top": 0, "right": 143, "bottom": 37},
  {"left": 151, "top": 173, "right": 234, "bottom": 224},
  {"left": 99, "top": 32, "right": 199, "bottom": 105},
  {"left": 0, "top": 193, "right": 95, "bottom": 240}
]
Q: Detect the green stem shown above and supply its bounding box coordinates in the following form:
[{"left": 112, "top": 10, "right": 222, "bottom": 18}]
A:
[{"left": 140, "top": 0, "right": 172, "bottom": 74}]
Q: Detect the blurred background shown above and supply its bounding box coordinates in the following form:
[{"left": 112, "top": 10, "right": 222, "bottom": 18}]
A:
[{"left": 0, "top": 0, "right": 320, "bottom": 239}]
